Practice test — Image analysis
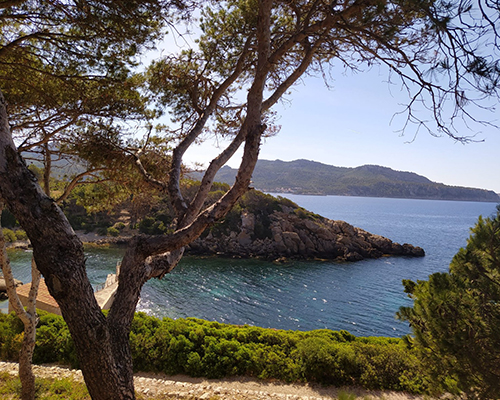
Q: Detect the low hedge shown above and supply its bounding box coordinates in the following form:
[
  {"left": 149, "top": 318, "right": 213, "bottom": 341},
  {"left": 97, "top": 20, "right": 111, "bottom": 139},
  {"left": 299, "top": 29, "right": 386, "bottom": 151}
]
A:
[{"left": 0, "top": 311, "right": 428, "bottom": 394}]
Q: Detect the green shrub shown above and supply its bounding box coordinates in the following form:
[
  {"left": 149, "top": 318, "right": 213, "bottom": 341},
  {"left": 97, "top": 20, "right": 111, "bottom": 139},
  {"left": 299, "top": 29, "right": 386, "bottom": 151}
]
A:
[
  {"left": 32, "top": 312, "right": 77, "bottom": 367},
  {"left": 294, "top": 207, "right": 322, "bottom": 220},
  {"left": 0, "top": 311, "right": 428, "bottom": 394},
  {"left": 114, "top": 222, "right": 126, "bottom": 230},
  {"left": 14, "top": 230, "right": 28, "bottom": 241},
  {"left": 106, "top": 227, "right": 120, "bottom": 237},
  {"left": 138, "top": 217, "right": 168, "bottom": 235},
  {"left": 1, "top": 228, "right": 17, "bottom": 242},
  {"left": 297, "top": 337, "right": 357, "bottom": 385},
  {"left": 0, "top": 311, "right": 77, "bottom": 367},
  {"left": 354, "top": 342, "right": 420, "bottom": 391},
  {"left": 0, "top": 312, "right": 24, "bottom": 361}
]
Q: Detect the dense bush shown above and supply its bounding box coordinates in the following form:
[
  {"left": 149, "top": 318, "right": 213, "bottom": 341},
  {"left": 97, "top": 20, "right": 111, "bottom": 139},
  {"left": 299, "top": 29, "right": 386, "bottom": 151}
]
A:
[
  {"left": 138, "top": 216, "right": 169, "bottom": 235},
  {"left": 1, "top": 228, "right": 17, "bottom": 242},
  {"left": 106, "top": 227, "right": 120, "bottom": 237},
  {"left": 398, "top": 207, "right": 500, "bottom": 399},
  {"left": 1, "top": 228, "right": 28, "bottom": 242},
  {"left": 0, "top": 311, "right": 428, "bottom": 394},
  {"left": 0, "top": 311, "right": 77, "bottom": 367},
  {"left": 14, "top": 230, "right": 28, "bottom": 241}
]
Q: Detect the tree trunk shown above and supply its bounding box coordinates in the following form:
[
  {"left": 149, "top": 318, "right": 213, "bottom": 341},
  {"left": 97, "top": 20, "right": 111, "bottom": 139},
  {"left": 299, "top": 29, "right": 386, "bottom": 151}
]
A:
[
  {"left": 0, "top": 91, "right": 136, "bottom": 400},
  {"left": 18, "top": 314, "right": 36, "bottom": 400},
  {"left": 0, "top": 206, "right": 40, "bottom": 400},
  {"left": 19, "top": 258, "right": 41, "bottom": 400}
]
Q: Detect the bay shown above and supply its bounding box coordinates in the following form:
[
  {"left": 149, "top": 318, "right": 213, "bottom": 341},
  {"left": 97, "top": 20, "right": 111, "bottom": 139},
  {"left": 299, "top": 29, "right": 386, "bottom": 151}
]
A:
[{"left": 3, "top": 195, "right": 498, "bottom": 337}]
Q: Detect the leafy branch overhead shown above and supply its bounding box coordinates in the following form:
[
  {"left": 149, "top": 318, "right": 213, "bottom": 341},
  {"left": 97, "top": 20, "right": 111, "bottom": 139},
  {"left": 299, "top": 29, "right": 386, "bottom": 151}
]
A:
[{"left": 148, "top": 0, "right": 500, "bottom": 150}]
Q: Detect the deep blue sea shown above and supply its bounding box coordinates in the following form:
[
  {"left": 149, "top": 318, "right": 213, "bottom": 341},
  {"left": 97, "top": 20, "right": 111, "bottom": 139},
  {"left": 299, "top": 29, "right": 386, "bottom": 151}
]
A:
[{"left": 4, "top": 195, "right": 498, "bottom": 337}]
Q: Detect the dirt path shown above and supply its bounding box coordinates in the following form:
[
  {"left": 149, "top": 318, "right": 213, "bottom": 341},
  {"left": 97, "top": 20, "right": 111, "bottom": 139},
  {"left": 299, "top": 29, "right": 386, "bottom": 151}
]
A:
[{"left": 0, "top": 361, "right": 433, "bottom": 400}]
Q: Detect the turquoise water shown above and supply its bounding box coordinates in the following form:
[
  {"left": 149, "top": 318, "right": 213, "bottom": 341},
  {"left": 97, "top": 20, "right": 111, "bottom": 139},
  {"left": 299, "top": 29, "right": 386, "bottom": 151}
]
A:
[{"left": 4, "top": 196, "right": 498, "bottom": 337}]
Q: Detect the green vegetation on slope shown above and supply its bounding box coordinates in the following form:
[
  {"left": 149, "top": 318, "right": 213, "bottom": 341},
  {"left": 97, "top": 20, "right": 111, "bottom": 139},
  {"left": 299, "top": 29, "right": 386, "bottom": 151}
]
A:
[
  {"left": 0, "top": 311, "right": 429, "bottom": 395},
  {"left": 35, "top": 183, "right": 305, "bottom": 241},
  {"left": 211, "top": 160, "right": 499, "bottom": 202}
]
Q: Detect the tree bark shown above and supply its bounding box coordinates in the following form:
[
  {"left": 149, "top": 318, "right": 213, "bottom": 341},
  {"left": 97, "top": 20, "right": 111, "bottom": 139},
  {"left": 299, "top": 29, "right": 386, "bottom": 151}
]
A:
[
  {"left": 0, "top": 214, "right": 40, "bottom": 400},
  {"left": 0, "top": 204, "right": 41, "bottom": 400},
  {"left": 18, "top": 258, "right": 40, "bottom": 400},
  {"left": 0, "top": 91, "right": 135, "bottom": 400}
]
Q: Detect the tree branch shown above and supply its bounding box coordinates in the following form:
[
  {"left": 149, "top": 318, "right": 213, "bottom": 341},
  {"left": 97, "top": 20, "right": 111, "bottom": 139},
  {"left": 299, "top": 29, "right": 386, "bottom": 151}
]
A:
[
  {"left": 54, "top": 168, "right": 106, "bottom": 204},
  {"left": 167, "top": 34, "right": 254, "bottom": 218}
]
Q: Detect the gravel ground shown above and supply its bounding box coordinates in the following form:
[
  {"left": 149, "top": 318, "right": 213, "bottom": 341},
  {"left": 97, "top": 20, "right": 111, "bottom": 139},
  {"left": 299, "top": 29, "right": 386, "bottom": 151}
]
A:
[{"left": 0, "top": 361, "right": 436, "bottom": 400}]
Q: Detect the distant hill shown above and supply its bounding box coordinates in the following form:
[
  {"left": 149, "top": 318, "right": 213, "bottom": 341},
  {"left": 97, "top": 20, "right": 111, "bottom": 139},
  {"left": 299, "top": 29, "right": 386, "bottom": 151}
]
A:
[{"left": 205, "top": 159, "right": 500, "bottom": 202}]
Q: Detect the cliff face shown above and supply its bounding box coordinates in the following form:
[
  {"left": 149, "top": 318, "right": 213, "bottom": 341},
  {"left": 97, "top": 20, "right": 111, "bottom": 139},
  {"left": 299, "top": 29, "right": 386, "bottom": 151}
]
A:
[{"left": 187, "top": 207, "right": 424, "bottom": 261}]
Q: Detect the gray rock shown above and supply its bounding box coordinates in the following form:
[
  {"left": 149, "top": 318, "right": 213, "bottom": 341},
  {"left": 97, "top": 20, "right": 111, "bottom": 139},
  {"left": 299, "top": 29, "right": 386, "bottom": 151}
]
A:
[{"left": 186, "top": 208, "right": 425, "bottom": 262}]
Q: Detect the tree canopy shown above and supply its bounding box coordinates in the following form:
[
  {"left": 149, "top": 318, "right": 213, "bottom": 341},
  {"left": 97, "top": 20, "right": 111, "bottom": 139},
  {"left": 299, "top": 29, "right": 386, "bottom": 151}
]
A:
[
  {"left": 398, "top": 206, "right": 500, "bottom": 399},
  {"left": 0, "top": 0, "right": 189, "bottom": 201},
  {"left": 1, "top": 1, "right": 500, "bottom": 399}
]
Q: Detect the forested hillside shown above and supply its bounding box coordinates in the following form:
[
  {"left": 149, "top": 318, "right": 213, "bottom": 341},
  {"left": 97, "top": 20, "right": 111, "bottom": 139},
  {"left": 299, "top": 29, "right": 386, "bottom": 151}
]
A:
[{"left": 210, "top": 160, "right": 499, "bottom": 202}]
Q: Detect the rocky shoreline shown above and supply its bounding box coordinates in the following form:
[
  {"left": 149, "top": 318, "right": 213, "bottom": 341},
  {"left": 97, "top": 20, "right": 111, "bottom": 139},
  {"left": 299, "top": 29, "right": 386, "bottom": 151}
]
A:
[
  {"left": 81, "top": 211, "right": 424, "bottom": 262},
  {"left": 4, "top": 206, "right": 424, "bottom": 264},
  {"left": 188, "top": 209, "right": 424, "bottom": 261}
]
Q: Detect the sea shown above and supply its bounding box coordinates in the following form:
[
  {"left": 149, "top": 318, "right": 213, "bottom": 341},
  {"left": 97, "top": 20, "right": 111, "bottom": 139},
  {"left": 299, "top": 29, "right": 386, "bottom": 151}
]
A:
[{"left": 3, "top": 195, "right": 498, "bottom": 338}]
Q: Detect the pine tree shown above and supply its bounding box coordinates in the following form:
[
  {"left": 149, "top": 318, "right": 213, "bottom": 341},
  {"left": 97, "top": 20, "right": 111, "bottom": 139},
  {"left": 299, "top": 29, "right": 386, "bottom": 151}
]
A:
[{"left": 398, "top": 206, "right": 500, "bottom": 399}]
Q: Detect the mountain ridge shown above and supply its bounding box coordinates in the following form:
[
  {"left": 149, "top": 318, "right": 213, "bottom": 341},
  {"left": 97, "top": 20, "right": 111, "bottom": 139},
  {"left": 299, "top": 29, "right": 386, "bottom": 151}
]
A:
[{"left": 208, "top": 159, "right": 499, "bottom": 202}]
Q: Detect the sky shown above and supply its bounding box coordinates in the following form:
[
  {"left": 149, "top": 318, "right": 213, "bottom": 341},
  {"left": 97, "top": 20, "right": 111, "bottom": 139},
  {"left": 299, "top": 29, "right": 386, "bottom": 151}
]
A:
[
  {"left": 182, "top": 67, "right": 500, "bottom": 194},
  {"left": 155, "top": 23, "right": 500, "bottom": 195}
]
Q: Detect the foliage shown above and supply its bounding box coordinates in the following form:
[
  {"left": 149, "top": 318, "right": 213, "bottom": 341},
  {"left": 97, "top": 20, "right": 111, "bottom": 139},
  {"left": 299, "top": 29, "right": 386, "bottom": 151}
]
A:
[
  {"left": 397, "top": 207, "right": 500, "bottom": 399},
  {"left": 0, "top": 311, "right": 78, "bottom": 369},
  {"left": 14, "top": 230, "right": 27, "bottom": 241},
  {"left": 0, "top": 0, "right": 183, "bottom": 216},
  {"left": 107, "top": 227, "right": 120, "bottom": 237},
  {"left": 0, "top": 312, "right": 24, "bottom": 360},
  {"left": 1, "top": 227, "right": 30, "bottom": 242},
  {"left": 138, "top": 217, "right": 169, "bottom": 235},
  {"left": 0, "top": 227, "right": 27, "bottom": 242},
  {"left": 0, "top": 311, "right": 428, "bottom": 394},
  {"left": 1, "top": 228, "right": 16, "bottom": 243}
]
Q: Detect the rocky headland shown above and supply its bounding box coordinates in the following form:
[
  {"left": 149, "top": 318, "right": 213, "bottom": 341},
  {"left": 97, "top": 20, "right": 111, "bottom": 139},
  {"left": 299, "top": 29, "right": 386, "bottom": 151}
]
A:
[
  {"left": 83, "top": 192, "right": 425, "bottom": 262},
  {"left": 187, "top": 205, "right": 424, "bottom": 261},
  {"left": 4, "top": 191, "right": 424, "bottom": 264}
]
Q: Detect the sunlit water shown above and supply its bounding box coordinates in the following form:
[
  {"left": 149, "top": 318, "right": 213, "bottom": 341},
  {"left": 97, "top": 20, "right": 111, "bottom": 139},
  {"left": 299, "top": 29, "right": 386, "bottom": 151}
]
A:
[{"left": 3, "top": 195, "right": 497, "bottom": 337}]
